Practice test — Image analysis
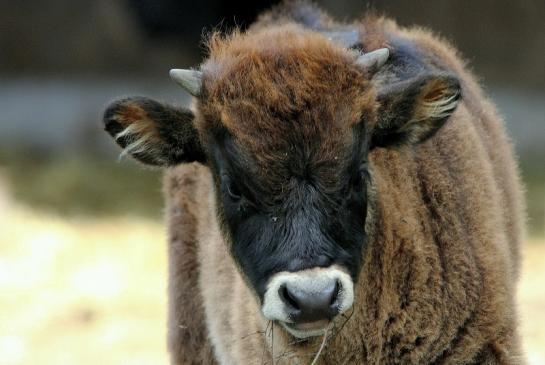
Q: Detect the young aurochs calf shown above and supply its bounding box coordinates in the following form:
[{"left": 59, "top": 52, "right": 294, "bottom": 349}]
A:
[{"left": 103, "top": 2, "right": 526, "bottom": 364}]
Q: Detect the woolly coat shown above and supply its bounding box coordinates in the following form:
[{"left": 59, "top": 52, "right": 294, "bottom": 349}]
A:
[{"left": 163, "top": 4, "right": 525, "bottom": 365}]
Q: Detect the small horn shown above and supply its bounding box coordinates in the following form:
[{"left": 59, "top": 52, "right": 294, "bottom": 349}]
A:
[
  {"left": 169, "top": 69, "right": 202, "bottom": 97},
  {"left": 355, "top": 48, "right": 389, "bottom": 72}
]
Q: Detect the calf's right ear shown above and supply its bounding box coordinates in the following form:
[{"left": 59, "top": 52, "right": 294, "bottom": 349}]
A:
[
  {"left": 103, "top": 97, "right": 206, "bottom": 166},
  {"left": 370, "top": 74, "right": 461, "bottom": 149}
]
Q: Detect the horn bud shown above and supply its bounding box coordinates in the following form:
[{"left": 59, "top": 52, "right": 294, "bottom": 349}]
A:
[
  {"left": 169, "top": 69, "right": 202, "bottom": 97},
  {"left": 355, "top": 48, "right": 389, "bottom": 73}
]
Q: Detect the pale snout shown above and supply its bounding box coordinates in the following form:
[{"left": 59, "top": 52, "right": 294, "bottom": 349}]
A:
[{"left": 262, "top": 266, "right": 354, "bottom": 338}]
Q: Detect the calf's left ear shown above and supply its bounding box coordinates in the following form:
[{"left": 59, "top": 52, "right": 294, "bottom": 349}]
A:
[
  {"left": 103, "top": 97, "right": 206, "bottom": 166},
  {"left": 370, "top": 74, "right": 461, "bottom": 149}
]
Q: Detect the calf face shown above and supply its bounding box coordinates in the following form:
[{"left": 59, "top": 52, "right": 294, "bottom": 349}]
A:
[{"left": 103, "top": 26, "right": 460, "bottom": 338}]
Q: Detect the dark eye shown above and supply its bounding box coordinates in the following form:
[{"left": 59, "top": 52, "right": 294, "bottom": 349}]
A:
[
  {"left": 353, "top": 164, "right": 369, "bottom": 192},
  {"left": 227, "top": 182, "right": 242, "bottom": 200},
  {"left": 222, "top": 174, "right": 242, "bottom": 201}
]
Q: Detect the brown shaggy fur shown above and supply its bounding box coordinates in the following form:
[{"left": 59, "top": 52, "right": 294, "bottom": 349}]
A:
[
  {"left": 155, "top": 3, "right": 525, "bottom": 365},
  {"left": 199, "top": 24, "right": 376, "bottom": 198}
]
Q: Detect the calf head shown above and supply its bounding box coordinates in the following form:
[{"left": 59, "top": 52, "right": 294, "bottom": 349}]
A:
[{"left": 104, "top": 25, "right": 460, "bottom": 339}]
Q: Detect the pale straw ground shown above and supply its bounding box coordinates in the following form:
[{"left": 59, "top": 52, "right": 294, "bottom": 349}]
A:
[{"left": 1, "top": 198, "right": 544, "bottom": 364}]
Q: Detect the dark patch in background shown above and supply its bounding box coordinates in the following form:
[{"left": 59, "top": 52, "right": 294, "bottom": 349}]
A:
[{"left": 0, "top": 0, "right": 543, "bottom": 233}]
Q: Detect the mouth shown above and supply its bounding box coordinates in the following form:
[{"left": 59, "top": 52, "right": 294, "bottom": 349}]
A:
[{"left": 281, "top": 319, "right": 330, "bottom": 338}]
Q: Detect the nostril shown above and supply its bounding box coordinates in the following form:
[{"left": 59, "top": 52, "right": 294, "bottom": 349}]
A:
[
  {"left": 330, "top": 281, "right": 340, "bottom": 306},
  {"left": 279, "top": 285, "right": 300, "bottom": 310}
]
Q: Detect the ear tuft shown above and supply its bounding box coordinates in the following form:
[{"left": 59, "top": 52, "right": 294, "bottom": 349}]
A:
[
  {"left": 104, "top": 99, "right": 157, "bottom": 161},
  {"left": 371, "top": 74, "right": 461, "bottom": 149},
  {"left": 103, "top": 97, "right": 206, "bottom": 166},
  {"left": 413, "top": 76, "right": 461, "bottom": 122}
]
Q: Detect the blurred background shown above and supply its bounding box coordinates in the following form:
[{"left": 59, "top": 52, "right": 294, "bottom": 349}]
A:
[{"left": 1, "top": 1, "right": 543, "bottom": 364}]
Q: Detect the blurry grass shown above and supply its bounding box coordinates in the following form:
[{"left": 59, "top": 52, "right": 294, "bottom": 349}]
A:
[
  {"left": 0, "top": 206, "right": 168, "bottom": 365},
  {"left": 0, "top": 146, "right": 543, "bottom": 363},
  {"left": 0, "top": 149, "right": 543, "bottom": 234},
  {"left": 0, "top": 149, "right": 163, "bottom": 219},
  {"left": 519, "top": 237, "right": 545, "bottom": 365},
  {"left": 0, "top": 203, "right": 543, "bottom": 364},
  {"left": 520, "top": 155, "right": 545, "bottom": 235}
]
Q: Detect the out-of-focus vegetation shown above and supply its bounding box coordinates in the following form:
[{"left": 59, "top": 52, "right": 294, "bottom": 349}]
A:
[
  {"left": 521, "top": 156, "right": 545, "bottom": 235},
  {"left": 0, "top": 185, "right": 544, "bottom": 364},
  {"left": 0, "top": 150, "right": 163, "bottom": 219},
  {"left": 1, "top": 148, "right": 543, "bottom": 363},
  {"left": 0, "top": 205, "right": 168, "bottom": 365},
  {"left": 519, "top": 237, "right": 545, "bottom": 365},
  {"left": 1, "top": 150, "right": 543, "bottom": 235}
]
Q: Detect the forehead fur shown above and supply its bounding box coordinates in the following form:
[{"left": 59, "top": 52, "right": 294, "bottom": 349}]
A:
[{"left": 197, "top": 24, "right": 376, "bottom": 189}]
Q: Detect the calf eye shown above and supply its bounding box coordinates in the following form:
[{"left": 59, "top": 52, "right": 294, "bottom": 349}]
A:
[
  {"left": 222, "top": 174, "right": 242, "bottom": 201},
  {"left": 227, "top": 182, "right": 242, "bottom": 200},
  {"left": 352, "top": 164, "right": 369, "bottom": 192}
]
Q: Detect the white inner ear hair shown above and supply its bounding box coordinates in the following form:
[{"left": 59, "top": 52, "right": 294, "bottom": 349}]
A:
[
  {"left": 114, "top": 122, "right": 158, "bottom": 161},
  {"left": 400, "top": 90, "right": 460, "bottom": 140},
  {"left": 419, "top": 90, "right": 460, "bottom": 120}
]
